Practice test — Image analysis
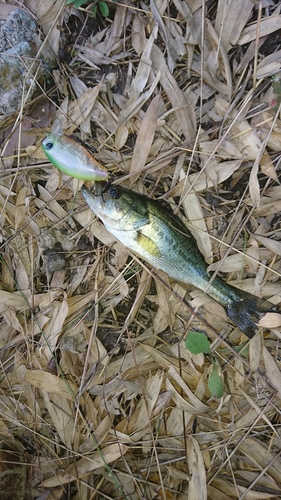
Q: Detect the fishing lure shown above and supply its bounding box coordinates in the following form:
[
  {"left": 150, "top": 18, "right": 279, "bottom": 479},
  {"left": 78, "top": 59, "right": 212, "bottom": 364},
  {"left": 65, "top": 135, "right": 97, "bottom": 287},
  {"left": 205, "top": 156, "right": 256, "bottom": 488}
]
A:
[{"left": 42, "top": 119, "right": 108, "bottom": 181}]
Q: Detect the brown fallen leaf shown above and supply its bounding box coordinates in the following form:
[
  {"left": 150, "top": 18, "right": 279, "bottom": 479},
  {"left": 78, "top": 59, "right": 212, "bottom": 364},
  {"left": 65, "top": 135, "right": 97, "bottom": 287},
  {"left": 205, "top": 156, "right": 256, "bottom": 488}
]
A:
[
  {"left": 130, "top": 94, "right": 160, "bottom": 183},
  {"left": 258, "top": 312, "right": 281, "bottom": 328}
]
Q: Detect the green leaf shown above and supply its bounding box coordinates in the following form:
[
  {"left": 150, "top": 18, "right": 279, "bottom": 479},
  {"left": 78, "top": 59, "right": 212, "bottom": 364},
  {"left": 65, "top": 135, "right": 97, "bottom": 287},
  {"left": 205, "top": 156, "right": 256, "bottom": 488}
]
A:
[
  {"left": 185, "top": 331, "right": 211, "bottom": 354},
  {"left": 90, "top": 5, "right": 98, "bottom": 17},
  {"left": 66, "top": 0, "right": 75, "bottom": 4},
  {"left": 208, "top": 367, "right": 224, "bottom": 398},
  {"left": 99, "top": 1, "right": 109, "bottom": 17},
  {"left": 74, "top": 0, "right": 88, "bottom": 8}
]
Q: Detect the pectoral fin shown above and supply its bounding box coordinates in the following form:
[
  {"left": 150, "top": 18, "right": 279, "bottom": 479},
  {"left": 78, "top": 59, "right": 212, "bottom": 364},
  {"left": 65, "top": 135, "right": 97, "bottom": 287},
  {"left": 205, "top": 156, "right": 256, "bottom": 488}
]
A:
[{"left": 136, "top": 232, "right": 161, "bottom": 258}]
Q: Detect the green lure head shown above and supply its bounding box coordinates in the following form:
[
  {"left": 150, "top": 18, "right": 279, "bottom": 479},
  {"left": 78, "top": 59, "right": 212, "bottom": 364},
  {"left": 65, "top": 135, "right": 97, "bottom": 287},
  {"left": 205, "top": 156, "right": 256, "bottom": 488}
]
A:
[{"left": 42, "top": 134, "right": 108, "bottom": 181}]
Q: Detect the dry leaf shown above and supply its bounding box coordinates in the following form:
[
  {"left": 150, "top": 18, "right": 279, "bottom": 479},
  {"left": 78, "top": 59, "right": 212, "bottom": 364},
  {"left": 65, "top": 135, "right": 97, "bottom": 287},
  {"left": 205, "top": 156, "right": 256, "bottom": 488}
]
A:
[
  {"left": 132, "top": 14, "right": 146, "bottom": 56},
  {"left": 67, "top": 83, "right": 102, "bottom": 134},
  {"left": 42, "top": 443, "right": 128, "bottom": 487},
  {"left": 24, "top": 370, "right": 77, "bottom": 400},
  {"left": 215, "top": 0, "right": 254, "bottom": 52},
  {"left": 187, "top": 436, "right": 207, "bottom": 500},
  {"left": 181, "top": 188, "right": 213, "bottom": 263},
  {"left": 151, "top": 43, "right": 196, "bottom": 141},
  {"left": 130, "top": 94, "right": 160, "bottom": 183},
  {"left": 258, "top": 312, "right": 281, "bottom": 328},
  {"left": 263, "top": 346, "right": 281, "bottom": 397},
  {"left": 249, "top": 157, "right": 261, "bottom": 207},
  {"left": 253, "top": 233, "right": 281, "bottom": 256},
  {"left": 239, "top": 15, "right": 281, "bottom": 45}
]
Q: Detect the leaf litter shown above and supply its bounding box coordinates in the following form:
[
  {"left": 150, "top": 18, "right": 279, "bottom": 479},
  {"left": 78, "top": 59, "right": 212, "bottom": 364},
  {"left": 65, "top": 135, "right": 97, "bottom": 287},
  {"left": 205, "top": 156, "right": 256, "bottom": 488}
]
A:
[{"left": 1, "top": 1, "right": 281, "bottom": 499}]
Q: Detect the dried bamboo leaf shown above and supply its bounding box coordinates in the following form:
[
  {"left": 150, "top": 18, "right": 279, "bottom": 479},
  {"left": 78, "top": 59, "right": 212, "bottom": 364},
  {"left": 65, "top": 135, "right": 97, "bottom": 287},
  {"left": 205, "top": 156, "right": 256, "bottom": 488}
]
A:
[
  {"left": 206, "top": 19, "right": 232, "bottom": 100},
  {"left": 171, "top": 159, "right": 243, "bottom": 196},
  {"left": 187, "top": 436, "right": 207, "bottom": 500},
  {"left": 208, "top": 253, "right": 246, "bottom": 274},
  {"left": 249, "top": 157, "right": 261, "bottom": 207},
  {"left": 151, "top": 43, "right": 196, "bottom": 141},
  {"left": 90, "top": 100, "right": 117, "bottom": 133},
  {"left": 166, "top": 406, "right": 193, "bottom": 437},
  {"left": 40, "top": 297, "right": 69, "bottom": 359},
  {"left": 257, "top": 49, "right": 281, "bottom": 78},
  {"left": 121, "top": 269, "right": 152, "bottom": 331},
  {"left": 249, "top": 333, "right": 262, "bottom": 373},
  {"left": 253, "top": 233, "right": 281, "bottom": 257},
  {"left": 32, "top": 0, "right": 63, "bottom": 55},
  {"left": 41, "top": 391, "right": 76, "bottom": 451},
  {"left": 258, "top": 312, "right": 281, "bottom": 328},
  {"left": 181, "top": 189, "right": 213, "bottom": 263},
  {"left": 114, "top": 124, "right": 128, "bottom": 151},
  {"left": 150, "top": 0, "right": 174, "bottom": 72},
  {"left": 0, "top": 290, "right": 32, "bottom": 313},
  {"left": 132, "top": 14, "right": 146, "bottom": 56},
  {"left": 38, "top": 184, "right": 69, "bottom": 220},
  {"left": 117, "top": 71, "right": 161, "bottom": 129},
  {"left": 215, "top": 0, "right": 253, "bottom": 52},
  {"left": 130, "top": 94, "right": 160, "bottom": 183},
  {"left": 134, "top": 369, "right": 164, "bottom": 434},
  {"left": 239, "top": 437, "right": 281, "bottom": 484},
  {"left": 263, "top": 347, "right": 281, "bottom": 398},
  {"left": 67, "top": 83, "right": 102, "bottom": 134},
  {"left": 123, "top": 28, "right": 156, "bottom": 107},
  {"left": 42, "top": 443, "right": 128, "bottom": 487},
  {"left": 153, "top": 273, "right": 174, "bottom": 333},
  {"left": 239, "top": 15, "right": 281, "bottom": 45},
  {"left": 76, "top": 45, "right": 113, "bottom": 66},
  {"left": 260, "top": 152, "right": 279, "bottom": 183},
  {"left": 238, "top": 388, "right": 277, "bottom": 434},
  {"left": 79, "top": 415, "right": 112, "bottom": 454},
  {"left": 105, "top": 4, "right": 127, "bottom": 53},
  {"left": 166, "top": 378, "right": 206, "bottom": 414},
  {"left": 13, "top": 253, "right": 30, "bottom": 290},
  {"left": 24, "top": 369, "right": 77, "bottom": 400},
  {"left": 168, "top": 365, "right": 208, "bottom": 412}
]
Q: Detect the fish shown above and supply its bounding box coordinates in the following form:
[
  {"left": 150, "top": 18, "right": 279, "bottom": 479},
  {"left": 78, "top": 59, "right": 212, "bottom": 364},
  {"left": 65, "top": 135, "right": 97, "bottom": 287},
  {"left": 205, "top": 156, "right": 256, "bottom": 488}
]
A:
[
  {"left": 82, "top": 182, "right": 280, "bottom": 339},
  {"left": 42, "top": 134, "right": 108, "bottom": 181}
]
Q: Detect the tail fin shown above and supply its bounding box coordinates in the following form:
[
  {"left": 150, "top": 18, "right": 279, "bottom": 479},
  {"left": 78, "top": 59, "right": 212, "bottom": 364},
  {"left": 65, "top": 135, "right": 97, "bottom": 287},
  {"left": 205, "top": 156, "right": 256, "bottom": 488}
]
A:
[{"left": 226, "top": 289, "right": 280, "bottom": 338}]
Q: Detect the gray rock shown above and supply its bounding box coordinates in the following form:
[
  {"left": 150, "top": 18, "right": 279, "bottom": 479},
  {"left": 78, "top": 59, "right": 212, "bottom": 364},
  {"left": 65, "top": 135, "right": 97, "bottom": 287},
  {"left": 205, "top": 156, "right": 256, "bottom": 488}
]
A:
[{"left": 0, "top": 9, "right": 56, "bottom": 114}]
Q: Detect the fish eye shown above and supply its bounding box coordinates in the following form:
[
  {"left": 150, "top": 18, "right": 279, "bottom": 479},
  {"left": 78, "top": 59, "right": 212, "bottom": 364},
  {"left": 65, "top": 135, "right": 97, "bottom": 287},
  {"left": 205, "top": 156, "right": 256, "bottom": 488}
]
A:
[
  {"left": 108, "top": 187, "right": 120, "bottom": 199},
  {"left": 44, "top": 141, "right": 54, "bottom": 150}
]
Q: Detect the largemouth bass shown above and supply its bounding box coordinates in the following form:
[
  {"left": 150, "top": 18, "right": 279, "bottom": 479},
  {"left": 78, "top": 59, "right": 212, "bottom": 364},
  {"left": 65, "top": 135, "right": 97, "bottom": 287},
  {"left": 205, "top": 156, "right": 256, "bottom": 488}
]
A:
[
  {"left": 82, "top": 182, "right": 280, "bottom": 338},
  {"left": 42, "top": 134, "right": 108, "bottom": 181}
]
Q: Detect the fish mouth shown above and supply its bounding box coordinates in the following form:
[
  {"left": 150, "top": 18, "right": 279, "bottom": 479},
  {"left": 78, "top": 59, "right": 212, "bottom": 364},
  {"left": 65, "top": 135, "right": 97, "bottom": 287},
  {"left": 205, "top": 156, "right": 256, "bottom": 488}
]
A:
[
  {"left": 81, "top": 182, "right": 106, "bottom": 198},
  {"left": 81, "top": 186, "right": 91, "bottom": 202},
  {"left": 94, "top": 181, "right": 109, "bottom": 196},
  {"left": 92, "top": 179, "right": 120, "bottom": 196},
  {"left": 81, "top": 182, "right": 108, "bottom": 208}
]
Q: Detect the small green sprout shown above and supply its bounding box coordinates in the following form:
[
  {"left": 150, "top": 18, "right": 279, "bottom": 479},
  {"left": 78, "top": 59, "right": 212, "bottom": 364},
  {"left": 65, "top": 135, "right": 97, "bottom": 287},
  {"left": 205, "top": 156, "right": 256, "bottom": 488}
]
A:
[
  {"left": 186, "top": 331, "right": 224, "bottom": 398},
  {"left": 66, "top": 0, "right": 110, "bottom": 18}
]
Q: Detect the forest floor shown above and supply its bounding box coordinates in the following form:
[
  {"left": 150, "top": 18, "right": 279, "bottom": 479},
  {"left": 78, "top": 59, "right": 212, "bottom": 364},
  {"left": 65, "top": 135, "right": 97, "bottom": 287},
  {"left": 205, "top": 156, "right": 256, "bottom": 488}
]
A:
[{"left": 1, "top": 1, "right": 281, "bottom": 499}]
